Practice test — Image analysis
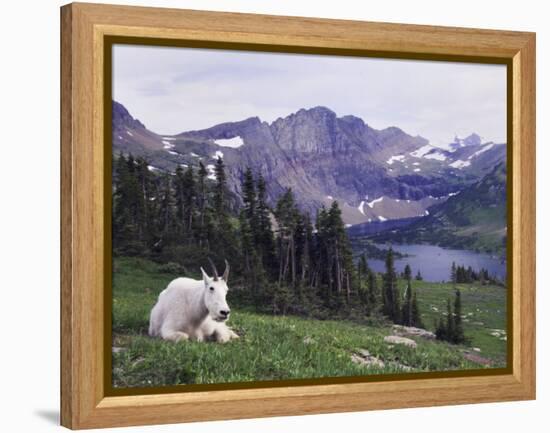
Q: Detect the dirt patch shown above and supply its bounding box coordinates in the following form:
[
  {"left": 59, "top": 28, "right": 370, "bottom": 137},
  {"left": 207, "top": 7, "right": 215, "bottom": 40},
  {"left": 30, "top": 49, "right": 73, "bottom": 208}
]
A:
[{"left": 463, "top": 351, "right": 493, "bottom": 366}]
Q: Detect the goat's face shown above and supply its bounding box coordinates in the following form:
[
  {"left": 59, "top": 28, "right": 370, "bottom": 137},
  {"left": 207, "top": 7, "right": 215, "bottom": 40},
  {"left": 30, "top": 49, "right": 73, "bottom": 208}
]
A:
[{"left": 201, "top": 268, "right": 231, "bottom": 322}]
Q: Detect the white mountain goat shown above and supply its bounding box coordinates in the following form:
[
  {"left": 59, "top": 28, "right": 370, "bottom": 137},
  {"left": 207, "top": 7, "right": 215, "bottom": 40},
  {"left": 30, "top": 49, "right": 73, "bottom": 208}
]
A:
[{"left": 149, "top": 259, "right": 239, "bottom": 343}]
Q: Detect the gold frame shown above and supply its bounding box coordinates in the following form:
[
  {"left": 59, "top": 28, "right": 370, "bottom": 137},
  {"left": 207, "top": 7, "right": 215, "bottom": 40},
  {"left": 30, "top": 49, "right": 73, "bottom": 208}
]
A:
[{"left": 61, "top": 2, "right": 536, "bottom": 429}]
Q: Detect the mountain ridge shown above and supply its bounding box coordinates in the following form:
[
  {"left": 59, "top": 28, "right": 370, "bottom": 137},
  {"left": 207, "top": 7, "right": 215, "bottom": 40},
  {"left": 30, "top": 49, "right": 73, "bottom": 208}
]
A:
[{"left": 112, "top": 101, "right": 506, "bottom": 225}]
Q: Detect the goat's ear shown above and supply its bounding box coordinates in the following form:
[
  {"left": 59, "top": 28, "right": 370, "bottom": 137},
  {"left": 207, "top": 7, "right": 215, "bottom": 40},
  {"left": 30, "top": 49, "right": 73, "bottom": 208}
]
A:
[{"left": 200, "top": 267, "right": 210, "bottom": 284}]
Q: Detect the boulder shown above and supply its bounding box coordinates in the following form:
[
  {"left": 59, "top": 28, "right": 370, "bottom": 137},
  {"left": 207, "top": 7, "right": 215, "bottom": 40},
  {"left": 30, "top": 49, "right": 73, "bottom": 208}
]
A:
[
  {"left": 384, "top": 335, "right": 417, "bottom": 348},
  {"left": 392, "top": 325, "right": 435, "bottom": 340}
]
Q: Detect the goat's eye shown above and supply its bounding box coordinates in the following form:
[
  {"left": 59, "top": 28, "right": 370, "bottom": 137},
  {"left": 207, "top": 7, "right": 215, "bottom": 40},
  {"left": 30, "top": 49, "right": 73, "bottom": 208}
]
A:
[{"left": 209, "top": 287, "right": 214, "bottom": 292}]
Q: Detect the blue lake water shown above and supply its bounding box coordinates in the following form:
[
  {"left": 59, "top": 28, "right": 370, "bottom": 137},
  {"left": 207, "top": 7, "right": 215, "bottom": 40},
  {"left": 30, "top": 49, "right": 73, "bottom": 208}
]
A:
[{"left": 365, "top": 243, "right": 507, "bottom": 283}]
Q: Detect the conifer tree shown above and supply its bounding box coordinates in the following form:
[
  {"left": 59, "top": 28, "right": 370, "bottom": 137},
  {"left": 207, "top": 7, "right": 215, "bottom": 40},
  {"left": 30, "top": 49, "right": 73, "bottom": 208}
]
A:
[
  {"left": 435, "top": 316, "right": 446, "bottom": 340},
  {"left": 327, "top": 201, "right": 355, "bottom": 301},
  {"left": 451, "top": 262, "right": 457, "bottom": 285},
  {"left": 274, "top": 188, "right": 299, "bottom": 287},
  {"left": 404, "top": 264, "right": 412, "bottom": 282},
  {"left": 174, "top": 165, "right": 186, "bottom": 238},
  {"left": 411, "top": 290, "right": 423, "bottom": 328},
  {"left": 401, "top": 280, "right": 413, "bottom": 326},
  {"left": 211, "top": 156, "right": 238, "bottom": 260},
  {"left": 453, "top": 289, "right": 465, "bottom": 344},
  {"left": 367, "top": 270, "right": 378, "bottom": 315},
  {"left": 156, "top": 172, "right": 177, "bottom": 247},
  {"left": 383, "top": 248, "right": 400, "bottom": 322},
  {"left": 213, "top": 156, "right": 226, "bottom": 215},
  {"left": 358, "top": 254, "right": 370, "bottom": 289},
  {"left": 242, "top": 167, "right": 257, "bottom": 230},
  {"left": 445, "top": 298, "right": 455, "bottom": 342},
  {"left": 255, "top": 173, "right": 276, "bottom": 273},
  {"left": 196, "top": 161, "right": 209, "bottom": 247},
  {"left": 182, "top": 166, "right": 196, "bottom": 239}
]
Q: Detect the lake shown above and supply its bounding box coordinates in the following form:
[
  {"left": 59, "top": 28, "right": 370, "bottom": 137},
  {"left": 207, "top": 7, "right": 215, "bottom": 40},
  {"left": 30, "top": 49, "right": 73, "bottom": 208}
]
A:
[{"left": 364, "top": 243, "right": 506, "bottom": 283}]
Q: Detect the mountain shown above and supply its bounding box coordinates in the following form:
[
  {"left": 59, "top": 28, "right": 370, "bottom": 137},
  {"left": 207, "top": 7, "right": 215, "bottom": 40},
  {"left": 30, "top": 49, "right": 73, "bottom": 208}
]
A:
[
  {"left": 112, "top": 101, "right": 506, "bottom": 225},
  {"left": 369, "top": 162, "right": 507, "bottom": 254}
]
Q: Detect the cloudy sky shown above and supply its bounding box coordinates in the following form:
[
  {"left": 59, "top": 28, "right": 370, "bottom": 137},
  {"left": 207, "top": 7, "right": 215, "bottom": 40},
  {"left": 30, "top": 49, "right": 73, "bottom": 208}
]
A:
[{"left": 113, "top": 44, "right": 507, "bottom": 146}]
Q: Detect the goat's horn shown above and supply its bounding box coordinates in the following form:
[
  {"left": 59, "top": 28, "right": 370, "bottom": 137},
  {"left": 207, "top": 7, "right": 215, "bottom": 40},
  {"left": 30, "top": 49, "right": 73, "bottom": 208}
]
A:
[
  {"left": 208, "top": 257, "right": 219, "bottom": 281},
  {"left": 223, "top": 260, "right": 230, "bottom": 282}
]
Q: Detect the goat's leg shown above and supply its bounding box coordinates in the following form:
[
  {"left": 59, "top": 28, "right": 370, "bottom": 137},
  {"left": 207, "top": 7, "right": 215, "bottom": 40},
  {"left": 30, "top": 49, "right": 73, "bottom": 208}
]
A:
[
  {"left": 213, "top": 323, "right": 239, "bottom": 343},
  {"left": 160, "top": 324, "right": 189, "bottom": 342}
]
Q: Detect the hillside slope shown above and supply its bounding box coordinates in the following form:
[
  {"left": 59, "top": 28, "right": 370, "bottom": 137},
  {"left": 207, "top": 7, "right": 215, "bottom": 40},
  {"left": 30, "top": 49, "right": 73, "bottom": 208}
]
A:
[
  {"left": 111, "top": 257, "right": 507, "bottom": 388},
  {"left": 370, "top": 163, "right": 507, "bottom": 254}
]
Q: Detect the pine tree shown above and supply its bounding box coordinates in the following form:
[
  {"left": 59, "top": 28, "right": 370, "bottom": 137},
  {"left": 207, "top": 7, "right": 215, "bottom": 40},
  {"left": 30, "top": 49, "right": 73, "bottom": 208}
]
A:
[
  {"left": 174, "top": 165, "right": 186, "bottom": 238},
  {"left": 213, "top": 156, "right": 226, "bottom": 215},
  {"left": 155, "top": 172, "right": 178, "bottom": 250},
  {"left": 211, "top": 156, "right": 238, "bottom": 260},
  {"left": 242, "top": 167, "right": 257, "bottom": 230},
  {"left": 327, "top": 201, "right": 355, "bottom": 302},
  {"left": 196, "top": 161, "right": 209, "bottom": 247},
  {"left": 401, "top": 280, "right": 413, "bottom": 326},
  {"left": 358, "top": 254, "right": 370, "bottom": 289},
  {"left": 451, "top": 261, "right": 457, "bottom": 285},
  {"left": 404, "top": 264, "right": 412, "bottom": 282},
  {"left": 135, "top": 157, "right": 157, "bottom": 248},
  {"left": 182, "top": 166, "right": 196, "bottom": 240},
  {"left": 255, "top": 173, "right": 276, "bottom": 274},
  {"left": 411, "top": 290, "right": 423, "bottom": 328},
  {"left": 367, "top": 270, "right": 378, "bottom": 315},
  {"left": 112, "top": 153, "right": 147, "bottom": 254},
  {"left": 274, "top": 188, "right": 299, "bottom": 287},
  {"left": 435, "top": 316, "right": 446, "bottom": 340},
  {"left": 445, "top": 298, "right": 455, "bottom": 342},
  {"left": 453, "top": 289, "right": 465, "bottom": 344},
  {"left": 383, "top": 248, "right": 400, "bottom": 322},
  {"left": 415, "top": 270, "right": 423, "bottom": 281}
]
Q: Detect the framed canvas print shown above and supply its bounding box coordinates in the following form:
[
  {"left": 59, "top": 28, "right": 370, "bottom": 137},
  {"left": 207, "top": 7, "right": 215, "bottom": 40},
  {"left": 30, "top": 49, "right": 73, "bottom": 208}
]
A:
[{"left": 60, "top": 2, "right": 536, "bottom": 429}]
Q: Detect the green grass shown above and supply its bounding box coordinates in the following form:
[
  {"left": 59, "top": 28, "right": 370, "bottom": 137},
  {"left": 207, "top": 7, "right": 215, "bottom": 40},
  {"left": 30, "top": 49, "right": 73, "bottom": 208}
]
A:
[
  {"left": 412, "top": 281, "right": 508, "bottom": 361},
  {"left": 112, "top": 257, "right": 508, "bottom": 388}
]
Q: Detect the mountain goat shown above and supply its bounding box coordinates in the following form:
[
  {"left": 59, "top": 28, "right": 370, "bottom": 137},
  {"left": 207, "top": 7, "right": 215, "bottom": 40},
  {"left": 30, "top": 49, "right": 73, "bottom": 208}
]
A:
[{"left": 148, "top": 259, "right": 239, "bottom": 343}]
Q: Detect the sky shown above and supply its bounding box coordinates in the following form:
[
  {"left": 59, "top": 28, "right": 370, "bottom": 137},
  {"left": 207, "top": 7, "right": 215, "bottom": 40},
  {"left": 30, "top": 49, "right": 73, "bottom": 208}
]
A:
[{"left": 113, "top": 44, "right": 507, "bottom": 147}]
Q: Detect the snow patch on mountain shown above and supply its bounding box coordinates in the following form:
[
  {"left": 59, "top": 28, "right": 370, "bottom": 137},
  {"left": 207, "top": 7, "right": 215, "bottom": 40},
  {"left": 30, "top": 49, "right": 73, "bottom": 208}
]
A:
[
  {"left": 468, "top": 143, "right": 495, "bottom": 159},
  {"left": 366, "top": 197, "right": 384, "bottom": 208},
  {"left": 423, "top": 151, "right": 447, "bottom": 161},
  {"left": 449, "top": 159, "right": 471, "bottom": 169},
  {"left": 386, "top": 155, "right": 406, "bottom": 165},
  {"left": 213, "top": 150, "right": 224, "bottom": 159},
  {"left": 214, "top": 136, "right": 244, "bottom": 148},
  {"left": 410, "top": 144, "right": 434, "bottom": 158},
  {"left": 358, "top": 201, "right": 366, "bottom": 215}
]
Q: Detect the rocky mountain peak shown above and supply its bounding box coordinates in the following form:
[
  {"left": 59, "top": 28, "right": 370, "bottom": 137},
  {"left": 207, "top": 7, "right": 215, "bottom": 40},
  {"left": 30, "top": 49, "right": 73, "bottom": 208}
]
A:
[
  {"left": 451, "top": 133, "right": 483, "bottom": 149},
  {"left": 112, "top": 101, "right": 146, "bottom": 131}
]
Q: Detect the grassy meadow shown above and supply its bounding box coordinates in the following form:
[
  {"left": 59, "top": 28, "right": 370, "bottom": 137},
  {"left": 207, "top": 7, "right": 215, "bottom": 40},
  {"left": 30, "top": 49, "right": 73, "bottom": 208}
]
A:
[{"left": 111, "top": 257, "right": 508, "bottom": 389}]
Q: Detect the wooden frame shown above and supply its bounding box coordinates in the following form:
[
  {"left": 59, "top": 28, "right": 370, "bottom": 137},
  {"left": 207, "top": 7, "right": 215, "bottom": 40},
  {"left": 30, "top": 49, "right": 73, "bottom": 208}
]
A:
[{"left": 61, "top": 2, "right": 536, "bottom": 429}]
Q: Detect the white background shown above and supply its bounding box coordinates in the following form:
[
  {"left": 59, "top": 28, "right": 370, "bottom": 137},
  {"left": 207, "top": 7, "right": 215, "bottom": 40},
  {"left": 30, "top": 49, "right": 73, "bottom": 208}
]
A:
[{"left": 0, "top": 0, "right": 546, "bottom": 431}]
